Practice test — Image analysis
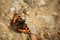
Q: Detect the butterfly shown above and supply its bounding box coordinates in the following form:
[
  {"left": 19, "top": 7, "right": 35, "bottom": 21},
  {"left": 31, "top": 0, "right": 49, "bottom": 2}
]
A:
[{"left": 10, "top": 13, "right": 30, "bottom": 33}]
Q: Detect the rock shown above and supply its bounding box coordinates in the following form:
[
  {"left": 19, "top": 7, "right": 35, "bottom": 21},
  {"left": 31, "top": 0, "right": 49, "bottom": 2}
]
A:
[{"left": 38, "top": 0, "right": 46, "bottom": 6}]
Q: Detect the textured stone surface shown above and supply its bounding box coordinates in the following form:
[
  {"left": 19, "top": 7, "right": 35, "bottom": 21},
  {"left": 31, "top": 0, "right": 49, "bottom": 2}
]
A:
[{"left": 0, "top": 0, "right": 60, "bottom": 40}]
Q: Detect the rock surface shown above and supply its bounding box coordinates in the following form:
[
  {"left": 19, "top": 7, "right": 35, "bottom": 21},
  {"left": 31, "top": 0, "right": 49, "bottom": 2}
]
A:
[{"left": 0, "top": 0, "right": 60, "bottom": 40}]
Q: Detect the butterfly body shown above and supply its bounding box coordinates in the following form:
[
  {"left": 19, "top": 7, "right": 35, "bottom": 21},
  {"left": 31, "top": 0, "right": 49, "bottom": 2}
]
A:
[{"left": 10, "top": 13, "right": 30, "bottom": 33}]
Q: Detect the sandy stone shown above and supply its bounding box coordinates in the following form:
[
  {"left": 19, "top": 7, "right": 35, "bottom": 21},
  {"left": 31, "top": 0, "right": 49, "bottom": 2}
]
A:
[{"left": 0, "top": 0, "right": 60, "bottom": 40}]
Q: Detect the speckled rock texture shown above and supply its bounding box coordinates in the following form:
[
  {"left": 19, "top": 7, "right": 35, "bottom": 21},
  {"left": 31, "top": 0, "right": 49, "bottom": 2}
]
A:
[{"left": 0, "top": 0, "right": 60, "bottom": 40}]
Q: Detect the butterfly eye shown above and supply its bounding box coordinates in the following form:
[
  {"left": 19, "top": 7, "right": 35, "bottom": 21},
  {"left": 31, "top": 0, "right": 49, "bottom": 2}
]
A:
[
  {"left": 18, "top": 16, "right": 20, "bottom": 17},
  {"left": 27, "top": 28, "right": 29, "bottom": 30}
]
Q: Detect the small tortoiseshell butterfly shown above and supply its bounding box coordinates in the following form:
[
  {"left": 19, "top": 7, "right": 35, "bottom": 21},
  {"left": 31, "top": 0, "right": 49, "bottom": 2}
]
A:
[{"left": 10, "top": 13, "right": 30, "bottom": 33}]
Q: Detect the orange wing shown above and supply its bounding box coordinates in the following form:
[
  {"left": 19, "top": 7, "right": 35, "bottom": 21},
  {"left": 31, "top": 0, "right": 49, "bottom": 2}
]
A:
[{"left": 16, "top": 24, "right": 30, "bottom": 33}]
